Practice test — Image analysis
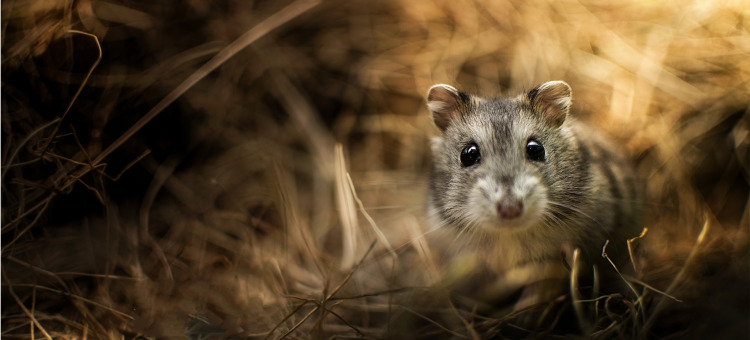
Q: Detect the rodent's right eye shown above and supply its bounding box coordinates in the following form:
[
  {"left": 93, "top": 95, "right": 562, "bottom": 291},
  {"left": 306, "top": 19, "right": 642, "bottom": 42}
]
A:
[
  {"left": 526, "top": 139, "right": 545, "bottom": 162},
  {"left": 460, "top": 143, "right": 481, "bottom": 167}
]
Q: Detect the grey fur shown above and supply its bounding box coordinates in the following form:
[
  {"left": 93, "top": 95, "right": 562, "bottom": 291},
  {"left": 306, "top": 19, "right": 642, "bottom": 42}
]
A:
[{"left": 426, "top": 81, "right": 641, "bottom": 272}]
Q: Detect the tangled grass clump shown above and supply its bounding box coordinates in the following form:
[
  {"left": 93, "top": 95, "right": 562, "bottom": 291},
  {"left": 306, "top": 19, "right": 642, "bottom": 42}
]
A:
[{"left": 2, "top": 0, "right": 748, "bottom": 338}]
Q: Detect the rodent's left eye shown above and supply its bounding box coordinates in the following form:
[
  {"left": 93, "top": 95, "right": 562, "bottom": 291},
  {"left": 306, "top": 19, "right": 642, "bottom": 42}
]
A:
[{"left": 526, "top": 139, "right": 545, "bottom": 162}]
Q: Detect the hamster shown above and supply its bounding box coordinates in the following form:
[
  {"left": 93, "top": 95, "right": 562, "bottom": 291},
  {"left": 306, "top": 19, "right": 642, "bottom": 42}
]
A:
[{"left": 425, "top": 81, "right": 642, "bottom": 306}]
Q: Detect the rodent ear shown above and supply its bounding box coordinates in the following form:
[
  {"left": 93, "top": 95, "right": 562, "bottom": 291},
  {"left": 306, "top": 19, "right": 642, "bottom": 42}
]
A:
[
  {"left": 526, "top": 81, "right": 571, "bottom": 128},
  {"left": 426, "top": 84, "right": 469, "bottom": 131}
]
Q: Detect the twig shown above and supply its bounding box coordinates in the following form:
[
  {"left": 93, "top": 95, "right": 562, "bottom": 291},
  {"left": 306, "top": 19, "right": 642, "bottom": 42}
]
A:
[
  {"left": 346, "top": 172, "right": 398, "bottom": 259},
  {"left": 398, "top": 305, "right": 468, "bottom": 338},
  {"left": 263, "top": 301, "right": 309, "bottom": 340},
  {"left": 1, "top": 192, "right": 54, "bottom": 232},
  {"left": 272, "top": 161, "right": 325, "bottom": 278},
  {"left": 2, "top": 272, "right": 53, "bottom": 340},
  {"left": 278, "top": 305, "right": 320, "bottom": 339},
  {"left": 602, "top": 240, "right": 640, "bottom": 300},
  {"left": 2, "top": 198, "right": 50, "bottom": 252},
  {"left": 1, "top": 118, "right": 60, "bottom": 180},
  {"left": 88, "top": 0, "right": 321, "bottom": 171},
  {"left": 108, "top": 150, "right": 150, "bottom": 181},
  {"left": 622, "top": 275, "right": 682, "bottom": 303},
  {"left": 627, "top": 227, "right": 648, "bottom": 273},
  {"left": 0, "top": 0, "right": 320, "bottom": 249},
  {"left": 602, "top": 239, "right": 646, "bottom": 328},
  {"left": 335, "top": 144, "right": 358, "bottom": 269},
  {"left": 279, "top": 242, "right": 377, "bottom": 338},
  {"left": 3, "top": 283, "right": 133, "bottom": 321},
  {"left": 569, "top": 248, "right": 589, "bottom": 333},
  {"left": 665, "top": 217, "right": 711, "bottom": 294},
  {"left": 39, "top": 30, "right": 102, "bottom": 158},
  {"left": 328, "top": 241, "right": 377, "bottom": 299},
  {"left": 640, "top": 217, "right": 710, "bottom": 338},
  {"left": 323, "top": 307, "right": 366, "bottom": 337},
  {"left": 268, "top": 68, "right": 336, "bottom": 176},
  {"left": 139, "top": 156, "right": 180, "bottom": 285},
  {"left": 5, "top": 256, "right": 140, "bottom": 284},
  {"left": 329, "top": 287, "right": 414, "bottom": 301}
]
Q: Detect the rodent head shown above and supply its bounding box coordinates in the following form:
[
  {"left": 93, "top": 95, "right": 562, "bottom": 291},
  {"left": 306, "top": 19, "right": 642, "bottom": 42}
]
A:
[{"left": 427, "top": 81, "right": 587, "bottom": 237}]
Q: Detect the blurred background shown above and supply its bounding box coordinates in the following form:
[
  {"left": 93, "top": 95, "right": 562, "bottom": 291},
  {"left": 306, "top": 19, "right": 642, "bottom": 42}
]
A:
[{"left": 2, "top": 0, "right": 748, "bottom": 338}]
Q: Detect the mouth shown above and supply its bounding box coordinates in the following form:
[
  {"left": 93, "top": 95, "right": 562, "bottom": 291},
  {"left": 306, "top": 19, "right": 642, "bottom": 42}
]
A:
[
  {"left": 481, "top": 216, "right": 535, "bottom": 231},
  {"left": 483, "top": 202, "right": 545, "bottom": 232}
]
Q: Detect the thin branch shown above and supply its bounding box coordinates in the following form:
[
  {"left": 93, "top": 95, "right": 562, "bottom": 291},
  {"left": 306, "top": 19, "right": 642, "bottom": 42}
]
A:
[
  {"left": 324, "top": 307, "right": 366, "bottom": 337},
  {"left": 5, "top": 283, "right": 133, "bottom": 321},
  {"left": 1, "top": 118, "right": 61, "bottom": 180},
  {"left": 2, "top": 198, "right": 51, "bottom": 251},
  {"left": 327, "top": 241, "right": 377, "bottom": 300},
  {"left": 1, "top": 192, "right": 55, "bottom": 232},
  {"left": 39, "top": 30, "right": 102, "bottom": 157},
  {"left": 88, "top": 0, "right": 321, "bottom": 171},
  {"left": 2, "top": 272, "right": 53, "bottom": 340},
  {"left": 627, "top": 227, "right": 648, "bottom": 273},
  {"left": 278, "top": 305, "right": 320, "bottom": 339},
  {"left": 263, "top": 301, "right": 309, "bottom": 340},
  {"left": 570, "top": 248, "right": 589, "bottom": 333},
  {"left": 398, "top": 305, "right": 468, "bottom": 338},
  {"left": 346, "top": 173, "right": 397, "bottom": 259},
  {"left": 622, "top": 275, "right": 682, "bottom": 303},
  {"left": 1, "top": 0, "right": 320, "bottom": 239}
]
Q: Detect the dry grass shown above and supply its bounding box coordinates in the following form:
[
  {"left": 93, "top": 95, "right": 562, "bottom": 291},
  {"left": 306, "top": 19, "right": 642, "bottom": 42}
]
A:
[{"left": 2, "top": 0, "right": 749, "bottom": 339}]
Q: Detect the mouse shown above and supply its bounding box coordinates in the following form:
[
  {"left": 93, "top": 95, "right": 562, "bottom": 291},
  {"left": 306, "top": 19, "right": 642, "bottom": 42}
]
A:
[{"left": 424, "top": 80, "right": 642, "bottom": 310}]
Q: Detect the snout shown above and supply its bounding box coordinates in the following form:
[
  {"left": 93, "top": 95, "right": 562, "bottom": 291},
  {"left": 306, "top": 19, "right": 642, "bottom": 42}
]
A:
[{"left": 497, "top": 199, "right": 523, "bottom": 220}]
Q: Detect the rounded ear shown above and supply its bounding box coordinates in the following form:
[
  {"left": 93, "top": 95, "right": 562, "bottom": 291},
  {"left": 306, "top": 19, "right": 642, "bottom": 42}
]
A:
[
  {"left": 525, "top": 81, "right": 572, "bottom": 128},
  {"left": 426, "top": 84, "right": 469, "bottom": 131}
]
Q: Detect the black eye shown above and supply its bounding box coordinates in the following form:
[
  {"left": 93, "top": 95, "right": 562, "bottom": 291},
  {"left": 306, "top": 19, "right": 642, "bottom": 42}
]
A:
[
  {"left": 460, "top": 143, "right": 481, "bottom": 167},
  {"left": 526, "top": 139, "right": 545, "bottom": 162}
]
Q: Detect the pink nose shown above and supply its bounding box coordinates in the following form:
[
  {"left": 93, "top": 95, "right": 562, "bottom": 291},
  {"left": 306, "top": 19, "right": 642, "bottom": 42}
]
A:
[{"left": 497, "top": 201, "right": 523, "bottom": 219}]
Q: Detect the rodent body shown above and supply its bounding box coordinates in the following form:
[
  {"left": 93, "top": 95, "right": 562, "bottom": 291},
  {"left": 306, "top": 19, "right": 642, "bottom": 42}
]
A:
[{"left": 425, "top": 81, "right": 641, "bottom": 282}]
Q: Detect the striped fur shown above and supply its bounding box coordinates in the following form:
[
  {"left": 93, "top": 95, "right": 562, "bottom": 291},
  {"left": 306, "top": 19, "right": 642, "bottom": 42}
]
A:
[{"left": 426, "top": 81, "right": 642, "bottom": 278}]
